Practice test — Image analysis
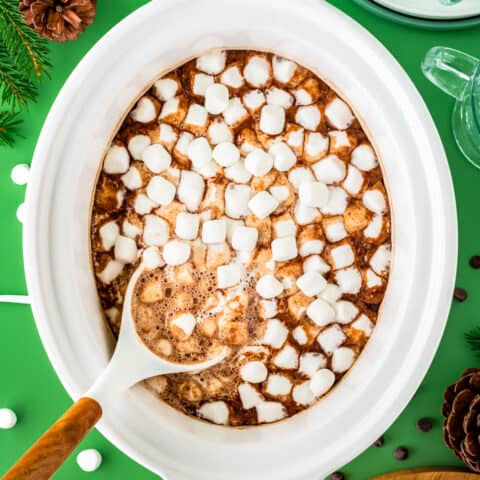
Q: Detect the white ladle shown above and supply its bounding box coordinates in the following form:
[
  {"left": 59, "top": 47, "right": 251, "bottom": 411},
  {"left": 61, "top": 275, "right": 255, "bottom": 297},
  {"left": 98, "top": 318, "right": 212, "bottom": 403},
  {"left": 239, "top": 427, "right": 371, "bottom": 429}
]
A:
[{"left": 3, "top": 263, "right": 225, "bottom": 480}]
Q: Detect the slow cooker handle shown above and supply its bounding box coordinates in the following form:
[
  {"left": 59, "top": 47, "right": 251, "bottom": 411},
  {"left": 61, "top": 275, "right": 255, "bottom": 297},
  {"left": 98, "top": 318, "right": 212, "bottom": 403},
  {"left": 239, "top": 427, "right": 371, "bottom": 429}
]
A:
[{"left": 2, "top": 397, "right": 102, "bottom": 480}]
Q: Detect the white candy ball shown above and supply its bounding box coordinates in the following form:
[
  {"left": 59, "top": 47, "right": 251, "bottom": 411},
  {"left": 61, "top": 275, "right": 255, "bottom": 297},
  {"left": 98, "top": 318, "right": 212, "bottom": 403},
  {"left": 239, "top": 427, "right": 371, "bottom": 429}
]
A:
[
  {"left": 11, "top": 163, "right": 30, "bottom": 185},
  {"left": 76, "top": 449, "right": 102, "bottom": 472},
  {"left": 0, "top": 408, "right": 17, "bottom": 429}
]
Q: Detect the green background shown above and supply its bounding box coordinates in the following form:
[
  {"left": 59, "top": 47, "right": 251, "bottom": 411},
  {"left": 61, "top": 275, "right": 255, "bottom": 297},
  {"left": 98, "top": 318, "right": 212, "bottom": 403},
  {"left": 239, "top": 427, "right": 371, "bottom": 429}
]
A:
[{"left": 0, "top": 1, "right": 479, "bottom": 478}]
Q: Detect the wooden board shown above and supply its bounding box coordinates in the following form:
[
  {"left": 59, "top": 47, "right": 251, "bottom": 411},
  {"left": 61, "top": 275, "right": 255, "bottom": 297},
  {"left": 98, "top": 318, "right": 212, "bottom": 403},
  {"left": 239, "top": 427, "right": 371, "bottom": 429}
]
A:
[{"left": 371, "top": 467, "right": 480, "bottom": 479}]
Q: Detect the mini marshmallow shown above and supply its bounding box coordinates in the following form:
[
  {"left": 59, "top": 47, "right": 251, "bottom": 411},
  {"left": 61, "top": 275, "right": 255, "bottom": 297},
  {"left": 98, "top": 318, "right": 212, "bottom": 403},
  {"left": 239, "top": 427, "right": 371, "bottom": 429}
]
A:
[
  {"left": 104, "top": 145, "right": 129, "bottom": 174},
  {"left": 146, "top": 176, "right": 176, "bottom": 206},
  {"left": 162, "top": 240, "right": 191, "bottom": 266},
  {"left": 320, "top": 187, "right": 349, "bottom": 215},
  {"left": 244, "top": 55, "right": 270, "bottom": 87},
  {"left": 312, "top": 155, "right": 346, "bottom": 184},
  {"left": 266, "top": 87, "right": 293, "bottom": 109},
  {"left": 294, "top": 89, "right": 312, "bottom": 105},
  {"left": 121, "top": 166, "right": 142, "bottom": 190},
  {"left": 116, "top": 190, "right": 125, "bottom": 209},
  {"left": 330, "top": 244, "right": 355, "bottom": 270},
  {"left": 364, "top": 215, "right": 383, "bottom": 239},
  {"left": 77, "top": 449, "right": 102, "bottom": 472},
  {"left": 114, "top": 235, "right": 137, "bottom": 264},
  {"left": 351, "top": 144, "right": 378, "bottom": 171},
  {"left": 223, "top": 97, "right": 247, "bottom": 125},
  {"left": 224, "top": 217, "right": 244, "bottom": 243},
  {"left": 335, "top": 300, "right": 359, "bottom": 324},
  {"left": 208, "top": 120, "right": 233, "bottom": 145},
  {"left": 193, "top": 73, "right": 214, "bottom": 96},
  {"left": 248, "top": 191, "right": 279, "bottom": 219},
  {"left": 299, "top": 353, "right": 327, "bottom": 378},
  {"left": 299, "top": 240, "right": 324, "bottom": 257},
  {"left": 99, "top": 221, "right": 119, "bottom": 250},
  {"left": 205, "top": 83, "right": 230, "bottom": 114},
  {"left": 324, "top": 218, "right": 347, "bottom": 242},
  {"left": 225, "top": 183, "right": 251, "bottom": 218},
  {"left": 272, "top": 55, "right": 297, "bottom": 83},
  {"left": 269, "top": 141, "right": 296, "bottom": 171},
  {"left": 134, "top": 193, "right": 156, "bottom": 215},
  {"left": 256, "top": 274, "right": 284, "bottom": 299},
  {"left": 260, "top": 299, "right": 278, "bottom": 319},
  {"left": 292, "top": 381, "right": 315, "bottom": 406},
  {"left": 370, "top": 244, "right": 390, "bottom": 276},
  {"left": 224, "top": 160, "right": 252, "bottom": 184},
  {"left": 154, "top": 78, "right": 178, "bottom": 100},
  {"left": 142, "top": 144, "right": 171, "bottom": 173},
  {"left": 178, "top": 170, "right": 205, "bottom": 212},
  {"left": 299, "top": 181, "right": 329, "bottom": 207},
  {"left": 288, "top": 167, "right": 314, "bottom": 190},
  {"left": 175, "top": 212, "right": 200, "bottom": 240},
  {"left": 343, "top": 165, "right": 364, "bottom": 195},
  {"left": 217, "top": 263, "right": 243, "bottom": 288},
  {"left": 244, "top": 148, "right": 273, "bottom": 176},
  {"left": 305, "top": 132, "right": 329, "bottom": 160},
  {"left": 306, "top": 298, "right": 335, "bottom": 327},
  {"left": 11, "top": 163, "right": 29, "bottom": 185},
  {"left": 259, "top": 104, "right": 285, "bottom": 135},
  {"left": 295, "top": 105, "right": 321, "bottom": 131},
  {"left": 185, "top": 103, "right": 208, "bottom": 128},
  {"left": 158, "top": 122, "right": 178, "bottom": 145},
  {"left": 325, "top": 98, "right": 354, "bottom": 130},
  {"left": 297, "top": 271, "right": 327, "bottom": 297},
  {"left": 128, "top": 135, "right": 151, "bottom": 160},
  {"left": 292, "top": 326, "right": 308, "bottom": 345},
  {"left": 143, "top": 215, "right": 169, "bottom": 246},
  {"left": 0, "top": 408, "right": 17, "bottom": 429},
  {"left": 310, "top": 369, "right": 335, "bottom": 397},
  {"left": 317, "top": 324, "right": 346, "bottom": 354},
  {"left": 131, "top": 97, "right": 156, "bottom": 123},
  {"left": 363, "top": 189, "right": 386, "bottom": 214},
  {"left": 198, "top": 401, "right": 229, "bottom": 425},
  {"left": 286, "top": 128, "right": 304, "bottom": 151},
  {"left": 202, "top": 219, "right": 227, "bottom": 244},
  {"left": 175, "top": 131, "right": 194, "bottom": 157},
  {"left": 171, "top": 313, "right": 195, "bottom": 337},
  {"left": 266, "top": 375, "right": 292, "bottom": 396},
  {"left": 274, "top": 218, "right": 296, "bottom": 238},
  {"left": 196, "top": 160, "right": 220, "bottom": 178},
  {"left": 335, "top": 267, "right": 362, "bottom": 294},
  {"left": 273, "top": 345, "right": 298, "bottom": 369},
  {"left": 269, "top": 185, "right": 290, "bottom": 204},
  {"left": 143, "top": 246, "right": 164, "bottom": 269},
  {"left": 241, "top": 361, "right": 268, "bottom": 383},
  {"left": 256, "top": 402, "right": 286, "bottom": 423},
  {"left": 303, "top": 255, "right": 331, "bottom": 274},
  {"left": 238, "top": 383, "right": 263, "bottom": 409},
  {"left": 294, "top": 201, "right": 319, "bottom": 225},
  {"left": 212, "top": 142, "right": 240, "bottom": 167},
  {"left": 352, "top": 314, "right": 374, "bottom": 336},
  {"left": 262, "top": 318, "right": 288, "bottom": 348},
  {"left": 271, "top": 236, "right": 297, "bottom": 261},
  {"left": 221, "top": 66, "right": 244, "bottom": 88},
  {"left": 232, "top": 226, "right": 258, "bottom": 251},
  {"left": 366, "top": 268, "right": 383, "bottom": 288},
  {"left": 98, "top": 260, "right": 123, "bottom": 284},
  {"left": 159, "top": 97, "right": 180, "bottom": 120},
  {"left": 243, "top": 89, "right": 266, "bottom": 112},
  {"left": 188, "top": 137, "right": 212, "bottom": 169},
  {"left": 332, "top": 347, "right": 355, "bottom": 373},
  {"left": 196, "top": 51, "right": 226, "bottom": 74},
  {"left": 319, "top": 283, "right": 342, "bottom": 304},
  {"left": 329, "top": 130, "right": 350, "bottom": 149}
]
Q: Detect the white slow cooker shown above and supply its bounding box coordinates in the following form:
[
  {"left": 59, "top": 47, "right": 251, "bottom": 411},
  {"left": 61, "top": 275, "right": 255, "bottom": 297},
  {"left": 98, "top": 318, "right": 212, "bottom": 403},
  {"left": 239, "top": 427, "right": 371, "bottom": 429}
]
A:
[{"left": 23, "top": 0, "right": 457, "bottom": 478}]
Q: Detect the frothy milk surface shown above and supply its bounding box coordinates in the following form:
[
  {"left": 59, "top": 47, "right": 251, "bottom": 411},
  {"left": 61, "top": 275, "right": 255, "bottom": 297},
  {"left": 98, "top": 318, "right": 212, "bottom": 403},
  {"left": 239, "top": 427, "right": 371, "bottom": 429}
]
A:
[{"left": 91, "top": 50, "right": 391, "bottom": 426}]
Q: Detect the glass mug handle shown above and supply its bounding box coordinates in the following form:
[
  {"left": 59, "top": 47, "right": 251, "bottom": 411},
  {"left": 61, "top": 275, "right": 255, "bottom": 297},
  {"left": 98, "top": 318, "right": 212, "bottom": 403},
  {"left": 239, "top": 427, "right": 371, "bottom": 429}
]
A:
[{"left": 422, "top": 46, "right": 479, "bottom": 101}]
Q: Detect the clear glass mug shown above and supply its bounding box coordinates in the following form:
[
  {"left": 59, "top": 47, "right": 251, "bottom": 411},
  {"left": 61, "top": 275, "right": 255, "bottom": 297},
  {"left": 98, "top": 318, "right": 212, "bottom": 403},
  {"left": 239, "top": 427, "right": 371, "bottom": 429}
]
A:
[{"left": 422, "top": 47, "right": 480, "bottom": 168}]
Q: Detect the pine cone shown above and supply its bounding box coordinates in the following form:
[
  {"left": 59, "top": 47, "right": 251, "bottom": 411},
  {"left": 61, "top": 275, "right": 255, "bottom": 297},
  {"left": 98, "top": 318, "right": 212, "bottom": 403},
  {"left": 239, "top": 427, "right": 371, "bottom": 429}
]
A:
[
  {"left": 19, "top": 0, "right": 97, "bottom": 42},
  {"left": 443, "top": 368, "right": 480, "bottom": 472}
]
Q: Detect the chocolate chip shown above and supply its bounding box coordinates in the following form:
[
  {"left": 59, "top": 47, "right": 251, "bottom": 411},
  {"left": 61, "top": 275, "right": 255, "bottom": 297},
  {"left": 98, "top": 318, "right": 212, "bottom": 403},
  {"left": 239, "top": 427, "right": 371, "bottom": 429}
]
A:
[
  {"left": 373, "top": 435, "right": 385, "bottom": 447},
  {"left": 394, "top": 447, "right": 409, "bottom": 460},
  {"left": 470, "top": 256, "right": 480, "bottom": 269},
  {"left": 416, "top": 417, "right": 432, "bottom": 432},
  {"left": 331, "top": 473, "right": 345, "bottom": 480},
  {"left": 454, "top": 287, "right": 468, "bottom": 302}
]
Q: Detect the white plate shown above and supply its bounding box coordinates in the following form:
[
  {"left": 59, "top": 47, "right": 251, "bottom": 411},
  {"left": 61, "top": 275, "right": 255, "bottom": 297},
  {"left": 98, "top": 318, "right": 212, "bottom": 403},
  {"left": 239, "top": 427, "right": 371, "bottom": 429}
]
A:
[
  {"left": 23, "top": 0, "right": 457, "bottom": 479},
  {"left": 373, "top": 0, "right": 480, "bottom": 20}
]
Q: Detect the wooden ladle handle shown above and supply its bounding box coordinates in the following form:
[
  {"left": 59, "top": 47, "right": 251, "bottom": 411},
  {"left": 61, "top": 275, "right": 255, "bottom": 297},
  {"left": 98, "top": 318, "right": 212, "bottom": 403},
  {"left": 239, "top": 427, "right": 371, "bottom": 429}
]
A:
[{"left": 2, "top": 397, "right": 102, "bottom": 480}]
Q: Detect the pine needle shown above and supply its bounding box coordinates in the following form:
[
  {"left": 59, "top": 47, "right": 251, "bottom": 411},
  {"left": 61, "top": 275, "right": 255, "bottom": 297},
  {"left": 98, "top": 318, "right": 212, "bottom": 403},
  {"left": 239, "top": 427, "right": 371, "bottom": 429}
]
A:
[
  {"left": 0, "top": 110, "right": 22, "bottom": 146},
  {"left": 466, "top": 327, "right": 480, "bottom": 357}
]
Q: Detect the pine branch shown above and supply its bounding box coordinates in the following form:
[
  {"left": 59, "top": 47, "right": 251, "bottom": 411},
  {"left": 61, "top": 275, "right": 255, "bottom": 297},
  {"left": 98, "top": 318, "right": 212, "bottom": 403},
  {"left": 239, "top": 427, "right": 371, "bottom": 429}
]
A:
[
  {"left": 0, "top": 110, "right": 22, "bottom": 146},
  {"left": 466, "top": 327, "right": 480, "bottom": 357},
  {"left": 0, "top": 0, "right": 51, "bottom": 78}
]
